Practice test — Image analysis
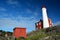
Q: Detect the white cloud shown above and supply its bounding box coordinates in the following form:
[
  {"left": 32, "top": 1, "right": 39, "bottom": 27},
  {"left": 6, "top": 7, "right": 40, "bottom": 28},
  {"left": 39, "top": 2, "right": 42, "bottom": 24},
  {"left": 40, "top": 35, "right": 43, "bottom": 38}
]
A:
[
  {"left": 7, "top": 0, "right": 18, "bottom": 5},
  {"left": 0, "top": 7, "right": 39, "bottom": 32},
  {"left": 54, "top": 21, "right": 60, "bottom": 26},
  {"left": 0, "top": 7, "right": 7, "bottom": 11},
  {"left": 0, "top": 15, "right": 38, "bottom": 32},
  {"left": 25, "top": 9, "right": 33, "bottom": 14},
  {"left": 26, "top": 8, "right": 38, "bottom": 17},
  {"left": 33, "top": 12, "right": 38, "bottom": 16}
]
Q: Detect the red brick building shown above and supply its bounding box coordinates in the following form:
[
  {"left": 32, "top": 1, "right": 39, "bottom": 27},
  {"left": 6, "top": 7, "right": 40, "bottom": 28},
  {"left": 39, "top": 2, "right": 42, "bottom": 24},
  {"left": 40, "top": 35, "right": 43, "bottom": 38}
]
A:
[
  {"left": 48, "top": 19, "right": 53, "bottom": 27},
  {"left": 35, "top": 18, "right": 52, "bottom": 30},
  {"left": 35, "top": 19, "right": 43, "bottom": 30},
  {"left": 13, "top": 27, "right": 26, "bottom": 38}
]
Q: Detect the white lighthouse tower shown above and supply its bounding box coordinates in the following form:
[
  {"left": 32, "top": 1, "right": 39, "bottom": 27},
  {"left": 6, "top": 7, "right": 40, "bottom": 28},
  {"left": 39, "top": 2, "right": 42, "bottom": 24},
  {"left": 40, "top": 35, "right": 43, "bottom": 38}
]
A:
[{"left": 42, "top": 6, "right": 49, "bottom": 28}]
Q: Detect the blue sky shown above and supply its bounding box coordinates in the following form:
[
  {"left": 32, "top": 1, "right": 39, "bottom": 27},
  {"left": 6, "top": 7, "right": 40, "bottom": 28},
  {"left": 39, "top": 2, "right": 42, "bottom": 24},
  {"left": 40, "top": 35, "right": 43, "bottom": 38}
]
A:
[{"left": 0, "top": 0, "right": 60, "bottom": 33}]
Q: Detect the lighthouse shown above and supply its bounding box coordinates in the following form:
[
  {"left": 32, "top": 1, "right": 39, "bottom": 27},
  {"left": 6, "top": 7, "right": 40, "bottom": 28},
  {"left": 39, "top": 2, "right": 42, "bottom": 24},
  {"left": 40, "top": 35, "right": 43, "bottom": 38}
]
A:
[
  {"left": 35, "top": 6, "right": 53, "bottom": 30},
  {"left": 42, "top": 6, "right": 49, "bottom": 28}
]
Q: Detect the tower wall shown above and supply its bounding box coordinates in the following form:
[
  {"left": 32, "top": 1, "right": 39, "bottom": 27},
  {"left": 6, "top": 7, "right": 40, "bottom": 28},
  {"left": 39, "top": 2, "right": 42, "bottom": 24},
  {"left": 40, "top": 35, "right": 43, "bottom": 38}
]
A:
[{"left": 42, "top": 7, "right": 49, "bottom": 28}]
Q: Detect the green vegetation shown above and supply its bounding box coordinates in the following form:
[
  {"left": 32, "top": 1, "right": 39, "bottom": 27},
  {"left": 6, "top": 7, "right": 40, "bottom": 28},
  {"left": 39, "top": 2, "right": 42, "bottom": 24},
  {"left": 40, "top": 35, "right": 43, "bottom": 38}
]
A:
[
  {"left": 0, "top": 25, "right": 60, "bottom": 40},
  {"left": 26, "top": 25, "right": 60, "bottom": 40}
]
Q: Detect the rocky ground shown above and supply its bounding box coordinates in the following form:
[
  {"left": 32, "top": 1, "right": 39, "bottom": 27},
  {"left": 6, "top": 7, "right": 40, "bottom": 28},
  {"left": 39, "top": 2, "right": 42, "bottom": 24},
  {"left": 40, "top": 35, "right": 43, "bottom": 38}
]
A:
[
  {"left": 27, "top": 25, "right": 60, "bottom": 40},
  {"left": 0, "top": 25, "right": 60, "bottom": 40}
]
